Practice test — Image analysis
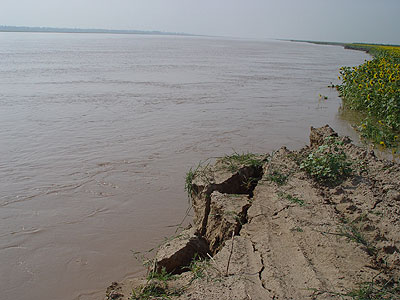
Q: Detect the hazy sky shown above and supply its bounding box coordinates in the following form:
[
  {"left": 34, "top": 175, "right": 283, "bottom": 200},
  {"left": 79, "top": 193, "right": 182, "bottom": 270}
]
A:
[{"left": 1, "top": 0, "right": 399, "bottom": 44}]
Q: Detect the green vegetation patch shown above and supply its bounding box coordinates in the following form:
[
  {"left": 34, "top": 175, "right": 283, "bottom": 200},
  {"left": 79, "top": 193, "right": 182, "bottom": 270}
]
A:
[
  {"left": 131, "top": 281, "right": 182, "bottom": 300},
  {"left": 184, "top": 161, "right": 211, "bottom": 200},
  {"left": 278, "top": 192, "right": 305, "bottom": 206},
  {"left": 266, "top": 170, "right": 288, "bottom": 186},
  {"left": 188, "top": 254, "right": 213, "bottom": 283},
  {"left": 220, "top": 152, "right": 264, "bottom": 173},
  {"left": 346, "top": 278, "right": 400, "bottom": 300},
  {"left": 300, "top": 137, "right": 352, "bottom": 186},
  {"left": 147, "top": 267, "right": 176, "bottom": 282},
  {"left": 339, "top": 222, "right": 376, "bottom": 256},
  {"left": 311, "top": 276, "right": 400, "bottom": 300},
  {"left": 185, "top": 167, "right": 196, "bottom": 200},
  {"left": 131, "top": 267, "right": 181, "bottom": 300},
  {"left": 338, "top": 44, "right": 400, "bottom": 151}
]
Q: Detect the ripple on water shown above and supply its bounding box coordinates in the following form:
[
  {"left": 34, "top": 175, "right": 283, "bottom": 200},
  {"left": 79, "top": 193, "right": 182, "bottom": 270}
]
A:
[{"left": 0, "top": 33, "right": 370, "bottom": 300}]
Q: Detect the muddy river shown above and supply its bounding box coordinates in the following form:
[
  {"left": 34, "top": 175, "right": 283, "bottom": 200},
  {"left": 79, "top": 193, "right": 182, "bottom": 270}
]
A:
[{"left": 0, "top": 33, "right": 369, "bottom": 300}]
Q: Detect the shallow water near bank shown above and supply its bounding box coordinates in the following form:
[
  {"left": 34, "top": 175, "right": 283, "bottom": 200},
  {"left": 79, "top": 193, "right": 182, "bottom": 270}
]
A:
[{"left": 0, "top": 33, "right": 370, "bottom": 300}]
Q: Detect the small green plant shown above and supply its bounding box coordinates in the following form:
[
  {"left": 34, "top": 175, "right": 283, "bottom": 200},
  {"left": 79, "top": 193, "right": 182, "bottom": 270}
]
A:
[
  {"left": 278, "top": 192, "right": 305, "bottom": 206},
  {"left": 131, "top": 281, "right": 181, "bottom": 300},
  {"left": 310, "top": 277, "right": 399, "bottom": 299},
  {"left": 339, "top": 222, "right": 376, "bottom": 256},
  {"left": 345, "top": 275, "right": 400, "bottom": 300},
  {"left": 188, "top": 254, "right": 210, "bottom": 283},
  {"left": 131, "top": 267, "right": 180, "bottom": 300},
  {"left": 184, "top": 161, "right": 210, "bottom": 200},
  {"left": 185, "top": 159, "right": 211, "bottom": 202},
  {"left": 300, "top": 137, "right": 352, "bottom": 185},
  {"left": 287, "top": 195, "right": 304, "bottom": 206},
  {"left": 131, "top": 282, "right": 166, "bottom": 300},
  {"left": 185, "top": 168, "right": 195, "bottom": 199},
  {"left": 147, "top": 267, "right": 175, "bottom": 282},
  {"left": 241, "top": 176, "right": 259, "bottom": 191},
  {"left": 221, "top": 152, "right": 264, "bottom": 172},
  {"left": 266, "top": 170, "right": 288, "bottom": 186},
  {"left": 347, "top": 282, "right": 398, "bottom": 299}
]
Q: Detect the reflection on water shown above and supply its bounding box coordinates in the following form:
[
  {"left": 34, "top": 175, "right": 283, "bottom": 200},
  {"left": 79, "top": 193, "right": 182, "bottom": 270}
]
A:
[{"left": 0, "top": 33, "right": 370, "bottom": 300}]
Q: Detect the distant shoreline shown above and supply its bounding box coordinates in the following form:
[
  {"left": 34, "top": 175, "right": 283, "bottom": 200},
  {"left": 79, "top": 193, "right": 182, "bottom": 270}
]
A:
[
  {"left": 0, "top": 25, "right": 199, "bottom": 37},
  {"left": 286, "top": 38, "right": 400, "bottom": 48}
]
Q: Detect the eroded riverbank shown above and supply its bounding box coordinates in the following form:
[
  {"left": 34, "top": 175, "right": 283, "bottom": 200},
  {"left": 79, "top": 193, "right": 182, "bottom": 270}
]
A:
[{"left": 107, "top": 126, "right": 400, "bottom": 300}]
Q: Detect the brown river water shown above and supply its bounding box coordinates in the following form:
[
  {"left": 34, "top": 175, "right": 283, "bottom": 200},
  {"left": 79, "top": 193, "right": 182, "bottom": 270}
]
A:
[{"left": 0, "top": 33, "right": 370, "bottom": 300}]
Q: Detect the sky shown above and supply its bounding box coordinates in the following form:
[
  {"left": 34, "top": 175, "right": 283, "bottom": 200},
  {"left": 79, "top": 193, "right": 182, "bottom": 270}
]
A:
[{"left": 1, "top": 0, "right": 399, "bottom": 44}]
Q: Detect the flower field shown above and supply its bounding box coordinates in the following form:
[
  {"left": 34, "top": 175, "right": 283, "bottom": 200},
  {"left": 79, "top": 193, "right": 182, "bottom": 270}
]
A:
[{"left": 338, "top": 44, "right": 400, "bottom": 151}]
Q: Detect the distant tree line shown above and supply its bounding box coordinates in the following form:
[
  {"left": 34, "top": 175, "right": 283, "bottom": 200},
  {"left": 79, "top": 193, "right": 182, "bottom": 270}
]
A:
[{"left": 0, "top": 25, "right": 196, "bottom": 36}]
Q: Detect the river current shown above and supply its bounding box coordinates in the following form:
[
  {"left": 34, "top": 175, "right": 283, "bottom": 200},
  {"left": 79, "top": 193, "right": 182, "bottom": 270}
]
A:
[{"left": 0, "top": 33, "right": 369, "bottom": 300}]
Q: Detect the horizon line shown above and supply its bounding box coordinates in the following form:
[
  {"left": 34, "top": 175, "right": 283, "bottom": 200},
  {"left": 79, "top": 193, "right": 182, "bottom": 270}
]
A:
[{"left": 0, "top": 25, "right": 203, "bottom": 37}]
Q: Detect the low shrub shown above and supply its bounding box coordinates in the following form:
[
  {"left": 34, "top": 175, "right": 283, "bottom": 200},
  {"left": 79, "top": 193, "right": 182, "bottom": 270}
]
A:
[{"left": 300, "top": 137, "right": 352, "bottom": 185}]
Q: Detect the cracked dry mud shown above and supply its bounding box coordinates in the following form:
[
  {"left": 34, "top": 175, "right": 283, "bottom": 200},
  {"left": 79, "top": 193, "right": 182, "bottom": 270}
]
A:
[{"left": 106, "top": 125, "right": 400, "bottom": 300}]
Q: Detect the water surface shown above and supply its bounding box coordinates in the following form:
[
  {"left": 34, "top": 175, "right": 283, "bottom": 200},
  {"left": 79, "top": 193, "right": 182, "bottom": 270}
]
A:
[{"left": 0, "top": 33, "right": 370, "bottom": 300}]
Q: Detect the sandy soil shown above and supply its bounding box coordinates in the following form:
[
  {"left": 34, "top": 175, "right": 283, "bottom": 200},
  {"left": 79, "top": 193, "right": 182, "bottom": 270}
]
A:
[{"left": 105, "top": 125, "right": 399, "bottom": 300}]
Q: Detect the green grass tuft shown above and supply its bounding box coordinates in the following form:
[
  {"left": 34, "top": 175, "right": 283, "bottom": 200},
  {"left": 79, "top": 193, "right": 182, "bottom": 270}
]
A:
[
  {"left": 266, "top": 170, "right": 288, "bottom": 186},
  {"left": 188, "top": 254, "right": 209, "bottom": 282},
  {"left": 220, "top": 152, "right": 264, "bottom": 172},
  {"left": 185, "top": 167, "right": 195, "bottom": 200},
  {"left": 339, "top": 222, "right": 377, "bottom": 256},
  {"left": 278, "top": 192, "right": 305, "bottom": 206},
  {"left": 147, "top": 267, "right": 175, "bottom": 282},
  {"left": 346, "top": 279, "right": 400, "bottom": 300},
  {"left": 131, "top": 281, "right": 182, "bottom": 300}
]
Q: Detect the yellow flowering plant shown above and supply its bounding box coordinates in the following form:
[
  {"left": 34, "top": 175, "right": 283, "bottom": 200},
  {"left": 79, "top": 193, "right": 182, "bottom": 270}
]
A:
[{"left": 337, "top": 44, "right": 400, "bottom": 151}]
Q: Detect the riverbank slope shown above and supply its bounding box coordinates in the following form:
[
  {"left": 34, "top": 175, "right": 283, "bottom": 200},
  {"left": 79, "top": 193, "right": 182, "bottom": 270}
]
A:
[{"left": 106, "top": 125, "right": 400, "bottom": 300}]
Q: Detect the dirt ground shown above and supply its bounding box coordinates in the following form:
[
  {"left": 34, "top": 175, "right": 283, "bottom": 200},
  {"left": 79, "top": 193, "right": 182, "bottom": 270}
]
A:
[{"left": 106, "top": 125, "right": 399, "bottom": 300}]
